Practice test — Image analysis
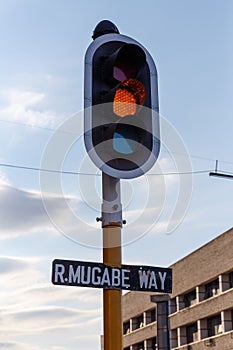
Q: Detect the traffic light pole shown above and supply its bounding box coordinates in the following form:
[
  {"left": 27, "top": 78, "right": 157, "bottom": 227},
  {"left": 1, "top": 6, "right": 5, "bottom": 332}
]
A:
[
  {"left": 102, "top": 172, "right": 123, "bottom": 350},
  {"left": 84, "top": 20, "right": 160, "bottom": 350}
]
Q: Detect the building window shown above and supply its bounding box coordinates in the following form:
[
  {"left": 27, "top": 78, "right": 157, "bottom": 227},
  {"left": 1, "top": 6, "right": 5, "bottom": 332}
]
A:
[
  {"left": 132, "top": 314, "right": 144, "bottom": 330},
  {"left": 145, "top": 308, "right": 156, "bottom": 324},
  {"left": 146, "top": 337, "right": 157, "bottom": 349},
  {"left": 170, "top": 329, "right": 178, "bottom": 348},
  {"left": 204, "top": 279, "right": 219, "bottom": 299},
  {"left": 207, "top": 314, "right": 222, "bottom": 337},
  {"left": 184, "top": 289, "right": 196, "bottom": 307},
  {"left": 132, "top": 342, "right": 144, "bottom": 350},
  {"left": 186, "top": 322, "right": 198, "bottom": 343},
  {"left": 123, "top": 320, "right": 130, "bottom": 335},
  {"left": 231, "top": 310, "right": 233, "bottom": 330},
  {"left": 170, "top": 297, "right": 177, "bottom": 313},
  {"left": 229, "top": 271, "right": 233, "bottom": 288}
]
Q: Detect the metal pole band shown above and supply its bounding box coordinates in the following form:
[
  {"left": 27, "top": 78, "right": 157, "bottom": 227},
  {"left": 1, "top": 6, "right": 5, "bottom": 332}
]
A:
[{"left": 101, "top": 172, "right": 123, "bottom": 227}]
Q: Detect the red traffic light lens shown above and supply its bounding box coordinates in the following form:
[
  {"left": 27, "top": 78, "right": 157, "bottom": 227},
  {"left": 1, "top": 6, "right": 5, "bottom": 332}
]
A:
[{"left": 113, "top": 79, "right": 146, "bottom": 117}]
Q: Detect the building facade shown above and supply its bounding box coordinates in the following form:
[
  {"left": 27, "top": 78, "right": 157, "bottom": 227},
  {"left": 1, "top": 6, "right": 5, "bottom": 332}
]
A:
[{"left": 122, "top": 227, "right": 233, "bottom": 349}]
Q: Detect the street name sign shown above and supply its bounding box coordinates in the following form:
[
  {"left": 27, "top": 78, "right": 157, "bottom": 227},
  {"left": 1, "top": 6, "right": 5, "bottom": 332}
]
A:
[{"left": 52, "top": 259, "right": 172, "bottom": 293}]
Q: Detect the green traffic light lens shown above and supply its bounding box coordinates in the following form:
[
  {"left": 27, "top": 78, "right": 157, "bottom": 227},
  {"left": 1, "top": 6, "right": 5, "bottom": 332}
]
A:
[{"left": 113, "top": 124, "right": 139, "bottom": 154}]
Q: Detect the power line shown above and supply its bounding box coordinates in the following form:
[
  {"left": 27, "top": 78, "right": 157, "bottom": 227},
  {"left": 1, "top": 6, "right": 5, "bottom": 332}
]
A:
[
  {"left": 0, "top": 118, "right": 56, "bottom": 133},
  {"left": 0, "top": 118, "right": 78, "bottom": 136},
  {"left": 0, "top": 163, "right": 101, "bottom": 176},
  {"left": 162, "top": 149, "right": 233, "bottom": 165},
  {"left": 0, "top": 162, "right": 211, "bottom": 176},
  {"left": 3, "top": 117, "right": 233, "bottom": 164},
  {"left": 148, "top": 170, "right": 211, "bottom": 176},
  {"left": 1, "top": 117, "right": 233, "bottom": 167}
]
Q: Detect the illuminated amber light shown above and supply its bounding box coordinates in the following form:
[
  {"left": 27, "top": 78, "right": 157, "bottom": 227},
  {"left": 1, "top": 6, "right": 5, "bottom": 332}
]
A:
[{"left": 113, "top": 79, "right": 146, "bottom": 117}]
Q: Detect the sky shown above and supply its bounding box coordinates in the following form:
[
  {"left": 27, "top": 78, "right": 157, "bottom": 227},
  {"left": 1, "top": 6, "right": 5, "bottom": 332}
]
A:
[{"left": 0, "top": 0, "right": 233, "bottom": 349}]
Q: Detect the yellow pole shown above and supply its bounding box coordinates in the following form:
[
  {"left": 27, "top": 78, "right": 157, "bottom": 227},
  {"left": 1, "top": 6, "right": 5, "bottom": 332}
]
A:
[
  {"left": 103, "top": 225, "right": 122, "bottom": 350},
  {"left": 101, "top": 173, "right": 123, "bottom": 350}
]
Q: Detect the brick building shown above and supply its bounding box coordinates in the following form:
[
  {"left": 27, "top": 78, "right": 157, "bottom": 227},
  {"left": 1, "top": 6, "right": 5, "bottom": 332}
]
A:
[{"left": 122, "top": 227, "right": 233, "bottom": 349}]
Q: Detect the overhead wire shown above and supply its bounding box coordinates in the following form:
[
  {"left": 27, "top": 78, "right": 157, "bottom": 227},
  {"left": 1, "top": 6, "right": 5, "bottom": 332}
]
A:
[
  {"left": 0, "top": 162, "right": 212, "bottom": 176},
  {"left": 0, "top": 163, "right": 101, "bottom": 176},
  {"left": 0, "top": 118, "right": 232, "bottom": 175}
]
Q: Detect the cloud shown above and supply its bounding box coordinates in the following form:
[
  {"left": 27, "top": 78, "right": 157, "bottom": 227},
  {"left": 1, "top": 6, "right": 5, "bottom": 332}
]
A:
[
  {"left": 0, "top": 255, "right": 101, "bottom": 314},
  {"left": 0, "top": 177, "right": 101, "bottom": 248},
  {"left": 0, "top": 342, "right": 41, "bottom": 350},
  {"left": 0, "top": 171, "right": 10, "bottom": 185},
  {"left": 0, "top": 256, "right": 101, "bottom": 349},
  {"left": 4, "top": 306, "right": 84, "bottom": 328},
  {"left": 0, "top": 89, "right": 61, "bottom": 129},
  {"left": 0, "top": 182, "right": 85, "bottom": 239},
  {"left": 0, "top": 341, "right": 67, "bottom": 350},
  {"left": 0, "top": 256, "right": 45, "bottom": 306},
  {"left": 0, "top": 256, "right": 29, "bottom": 275},
  {"left": 0, "top": 146, "right": 191, "bottom": 246},
  {"left": 0, "top": 183, "right": 51, "bottom": 237},
  {"left": 23, "top": 285, "right": 101, "bottom": 308},
  {"left": 0, "top": 305, "right": 101, "bottom": 335}
]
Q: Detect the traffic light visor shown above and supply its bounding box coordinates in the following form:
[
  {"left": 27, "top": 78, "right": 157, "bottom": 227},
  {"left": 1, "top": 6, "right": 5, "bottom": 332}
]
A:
[{"left": 104, "top": 44, "right": 146, "bottom": 84}]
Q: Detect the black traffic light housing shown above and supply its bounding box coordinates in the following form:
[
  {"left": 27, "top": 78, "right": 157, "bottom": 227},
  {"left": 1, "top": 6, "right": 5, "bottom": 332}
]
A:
[{"left": 84, "top": 21, "right": 160, "bottom": 179}]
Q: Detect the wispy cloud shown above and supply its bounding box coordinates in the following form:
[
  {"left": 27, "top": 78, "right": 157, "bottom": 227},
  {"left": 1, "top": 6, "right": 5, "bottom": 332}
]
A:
[
  {"left": 0, "top": 256, "right": 45, "bottom": 306},
  {"left": 1, "top": 305, "right": 95, "bottom": 332},
  {"left": 0, "top": 256, "right": 102, "bottom": 349},
  {"left": 0, "top": 89, "right": 61, "bottom": 129},
  {"left": 0, "top": 340, "right": 68, "bottom": 350},
  {"left": 0, "top": 182, "right": 84, "bottom": 239},
  {"left": 0, "top": 342, "right": 42, "bottom": 350},
  {"left": 0, "top": 256, "right": 30, "bottom": 275},
  {"left": 0, "top": 183, "right": 53, "bottom": 237}
]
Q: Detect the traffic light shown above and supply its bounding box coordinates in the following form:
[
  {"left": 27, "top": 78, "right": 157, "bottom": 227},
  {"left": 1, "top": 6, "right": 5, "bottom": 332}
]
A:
[{"left": 84, "top": 21, "right": 160, "bottom": 179}]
